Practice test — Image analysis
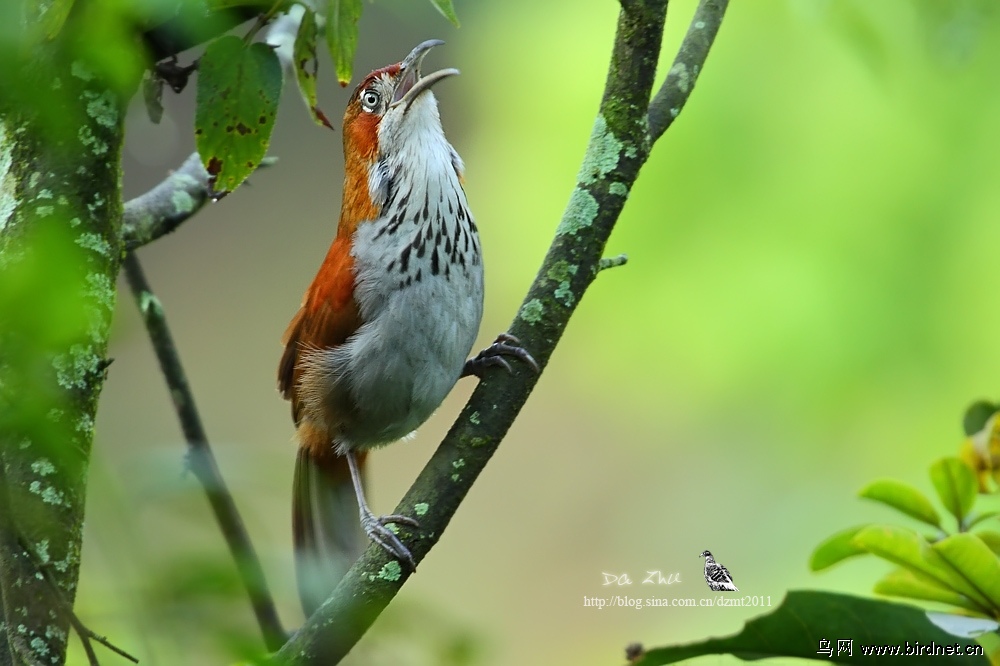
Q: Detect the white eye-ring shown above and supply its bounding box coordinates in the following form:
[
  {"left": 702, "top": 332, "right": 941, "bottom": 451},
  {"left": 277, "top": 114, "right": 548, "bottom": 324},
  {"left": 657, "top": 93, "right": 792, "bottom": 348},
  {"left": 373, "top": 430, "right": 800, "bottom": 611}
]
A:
[{"left": 360, "top": 89, "right": 381, "bottom": 112}]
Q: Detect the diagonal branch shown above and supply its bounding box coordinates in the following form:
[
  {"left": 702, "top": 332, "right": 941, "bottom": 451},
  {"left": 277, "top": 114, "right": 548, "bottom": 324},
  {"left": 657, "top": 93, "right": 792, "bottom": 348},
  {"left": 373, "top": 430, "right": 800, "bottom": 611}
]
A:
[
  {"left": 122, "top": 253, "right": 286, "bottom": 651},
  {"left": 647, "top": 0, "right": 729, "bottom": 142},
  {"left": 121, "top": 153, "right": 211, "bottom": 250},
  {"left": 272, "top": 0, "right": 727, "bottom": 663},
  {"left": 121, "top": 153, "right": 275, "bottom": 250}
]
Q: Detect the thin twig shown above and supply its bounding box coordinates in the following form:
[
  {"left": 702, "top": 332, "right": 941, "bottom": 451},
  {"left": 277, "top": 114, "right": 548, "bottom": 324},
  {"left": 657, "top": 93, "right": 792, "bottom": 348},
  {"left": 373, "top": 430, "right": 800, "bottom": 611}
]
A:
[
  {"left": 647, "top": 0, "right": 729, "bottom": 142},
  {"left": 122, "top": 253, "right": 287, "bottom": 651},
  {"left": 271, "top": 0, "right": 727, "bottom": 662},
  {"left": 598, "top": 254, "right": 629, "bottom": 272},
  {"left": 121, "top": 153, "right": 276, "bottom": 250}
]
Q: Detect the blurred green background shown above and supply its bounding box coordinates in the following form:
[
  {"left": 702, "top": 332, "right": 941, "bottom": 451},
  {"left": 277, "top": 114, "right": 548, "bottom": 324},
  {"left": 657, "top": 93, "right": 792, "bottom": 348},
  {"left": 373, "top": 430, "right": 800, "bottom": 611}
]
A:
[{"left": 78, "top": 0, "right": 1000, "bottom": 663}]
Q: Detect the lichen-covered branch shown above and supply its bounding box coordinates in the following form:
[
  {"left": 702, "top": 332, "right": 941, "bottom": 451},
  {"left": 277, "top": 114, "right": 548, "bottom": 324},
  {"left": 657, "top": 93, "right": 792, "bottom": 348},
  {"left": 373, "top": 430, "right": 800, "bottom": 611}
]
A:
[
  {"left": 122, "top": 153, "right": 275, "bottom": 250},
  {"left": 271, "top": 0, "right": 727, "bottom": 663},
  {"left": 0, "top": 47, "right": 134, "bottom": 666},
  {"left": 122, "top": 253, "right": 286, "bottom": 651},
  {"left": 647, "top": 0, "right": 729, "bottom": 142},
  {"left": 121, "top": 153, "right": 211, "bottom": 250}
]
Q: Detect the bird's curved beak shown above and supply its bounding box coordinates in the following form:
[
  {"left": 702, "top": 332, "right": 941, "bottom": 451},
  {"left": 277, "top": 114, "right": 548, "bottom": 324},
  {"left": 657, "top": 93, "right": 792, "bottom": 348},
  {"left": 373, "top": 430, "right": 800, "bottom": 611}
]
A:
[{"left": 390, "top": 39, "right": 459, "bottom": 112}]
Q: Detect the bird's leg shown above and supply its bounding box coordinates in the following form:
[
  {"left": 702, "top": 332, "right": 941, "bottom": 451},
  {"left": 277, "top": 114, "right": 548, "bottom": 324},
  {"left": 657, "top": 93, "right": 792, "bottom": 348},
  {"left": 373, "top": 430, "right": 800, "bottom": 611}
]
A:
[
  {"left": 346, "top": 450, "right": 419, "bottom": 570},
  {"left": 462, "top": 333, "right": 540, "bottom": 378}
]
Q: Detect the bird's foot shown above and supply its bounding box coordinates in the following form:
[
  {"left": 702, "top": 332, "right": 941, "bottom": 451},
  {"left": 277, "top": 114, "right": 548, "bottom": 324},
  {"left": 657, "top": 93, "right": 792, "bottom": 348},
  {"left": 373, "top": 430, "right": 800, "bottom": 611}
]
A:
[
  {"left": 462, "top": 333, "right": 540, "bottom": 378},
  {"left": 360, "top": 508, "right": 419, "bottom": 570}
]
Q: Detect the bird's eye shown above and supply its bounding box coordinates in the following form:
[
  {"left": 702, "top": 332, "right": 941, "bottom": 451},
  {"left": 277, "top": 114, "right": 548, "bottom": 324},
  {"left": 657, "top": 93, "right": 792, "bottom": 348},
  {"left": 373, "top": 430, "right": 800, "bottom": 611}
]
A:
[{"left": 360, "top": 89, "right": 381, "bottom": 112}]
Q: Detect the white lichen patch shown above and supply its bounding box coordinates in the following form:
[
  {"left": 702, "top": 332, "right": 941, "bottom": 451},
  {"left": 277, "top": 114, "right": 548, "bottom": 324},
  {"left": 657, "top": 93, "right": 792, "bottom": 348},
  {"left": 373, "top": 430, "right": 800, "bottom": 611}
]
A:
[
  {"left": 31, "top": 459, "right": 55, "bottom": 476},
  {"left": 35, "top": 205, "right": 54, "bottom": 217},
  {"left": 76, "top": 412, "right": 94, "bottom": 434},
  {"left": 85, "top": 273, "right": 115, "bottom": 311},
  {"left": 413, "top": 502, "right": 429, "bottom": 516},
  {"left": 36, "top": 188, "right": 53, "bottom": 200},
  {"left": 78, "top": 125, "right": 107, "bottom": 156},
  {"left": 519, "top": 299, "right": 544, "bottom": 325},
  {"left": 53, "top": 344, "right": 100, "bottom": 390},
  {"left": 71, "top": 61, "right": 94, "bottom": 81},
  {"left": 469, "top": 411, "right": 480, "bottom": 425},
  {"left": 171, "top": 189, "right": 195, "bottom": 214},
  {"left": 377, "top": 561, "right": 402, "bottom": 582},
  {"left": 0, "top": 120, "right": 16, "bottom": 233},
  {"left": 139, "top": 291, "right": 162, "bottom": 317},
  {"left": 29, "top": 482, "right": 65, "bottom": 505},
  {"left": 29, "top": 637, "right": 49, "bottom": 656},
  {"left": 609, "top": 182, "right": 629, "bottom": 198},
  {"left": 75, "top": 232, "right": 111, "bottom": 257},
  {"left": 557, "top": 187, "right": 599, "bottom": 236},
  {"left": 670, "top": 62, "right": 691, "bottom": 94},
  {"left": 35, "top": 539, "right": 50, "bottom": 564},
  {"left": 452, "top": 458, "right": 465, "bottom": 470},
  {"left": 84, "top": 89, "right": 119, "bottom": 129},
  {"left": 41, "top": 486, "right": 65, "bottom": 505},
  {"left": 554, "top": 281, "right": 574, "bottom": 307},
  {"left": 577, "top": 115, "right": 623, "bottom": 186}
]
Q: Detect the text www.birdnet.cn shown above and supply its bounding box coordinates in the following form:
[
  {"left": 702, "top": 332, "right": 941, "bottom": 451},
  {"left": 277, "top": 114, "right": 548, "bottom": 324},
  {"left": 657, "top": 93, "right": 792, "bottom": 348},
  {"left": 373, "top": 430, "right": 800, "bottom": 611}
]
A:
[{"left": 582, "top": 595, "right": 773, "bottom": 610}]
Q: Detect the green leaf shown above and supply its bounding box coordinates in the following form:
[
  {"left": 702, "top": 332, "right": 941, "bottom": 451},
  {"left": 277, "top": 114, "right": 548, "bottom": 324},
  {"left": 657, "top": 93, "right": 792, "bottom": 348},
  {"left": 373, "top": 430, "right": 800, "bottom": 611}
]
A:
[
  {"left": 853, "top": 525, "right": 993, "bottom": 611},
  {"left": 873, "top": 567, "right": 984, "bottom": 613},
  {"left": 195, "top": 36, "right": 282, "bottom": 195},
  {"left": 326, "top": 0, "right": 362, "bottom": 86},
  {"left": 810, "top": 525, "right": 869, "bottom": 571},
  {"left": 858, "top": 479, "right": 942, "bottom": 528},
  {"left": 964, "top": 400, "right": 998, "bottom": 437},
  {"left": 634, "top": 591, "right": 987, "bottom": 665},
  {"left": 975, "top": 530, "right": 1000, "bottom": 555},
  {"left": 967, "top": 511, "right": 1000, "bottom": 529},
  {"left": 293, "top": 7, "right": 333, "bottom": 128},
  {"left": 934, "top": 534, "right": 1000, "bottom": 613},
  {"left": 429, "top": 0, "right": 460, "bottom": 27},
  {"left": 929, "top": 457, "right": 978, "bottom": 526},
  {"left": 37, "top": 0, "right": 75, "bottom": 40}
]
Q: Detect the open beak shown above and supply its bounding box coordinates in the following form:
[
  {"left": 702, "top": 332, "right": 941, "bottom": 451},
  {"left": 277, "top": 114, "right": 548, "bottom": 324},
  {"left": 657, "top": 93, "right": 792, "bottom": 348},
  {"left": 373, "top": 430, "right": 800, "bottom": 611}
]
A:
[{"left": 390, "top": 39, "right": 459, "bottom": 112}]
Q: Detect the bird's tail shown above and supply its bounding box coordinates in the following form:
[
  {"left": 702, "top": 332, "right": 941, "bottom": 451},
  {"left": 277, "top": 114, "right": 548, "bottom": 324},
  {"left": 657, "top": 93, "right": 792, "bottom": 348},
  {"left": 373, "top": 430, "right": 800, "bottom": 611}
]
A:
[{"left": 292, "top": 442, "right": 367, "bottom": 617}]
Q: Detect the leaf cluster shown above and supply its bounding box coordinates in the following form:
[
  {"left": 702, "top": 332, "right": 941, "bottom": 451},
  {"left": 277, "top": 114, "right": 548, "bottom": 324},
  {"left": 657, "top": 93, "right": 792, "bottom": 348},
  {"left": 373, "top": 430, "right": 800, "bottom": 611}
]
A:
[{"left": 812, "top": 409, "right": 1000, "bottom": 628}]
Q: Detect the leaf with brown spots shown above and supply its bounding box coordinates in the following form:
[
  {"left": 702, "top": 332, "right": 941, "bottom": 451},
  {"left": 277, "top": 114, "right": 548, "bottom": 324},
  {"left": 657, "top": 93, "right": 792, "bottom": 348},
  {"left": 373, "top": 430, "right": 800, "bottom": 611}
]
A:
[
  {"left": 293, "top": 7, "right": 333, "bottom": 129},
  {"left": 195, "top": 35, "right": 282, "bottom": 195},
  {"left": 326, "top": 0, "right": 362, "bottom": 86}
]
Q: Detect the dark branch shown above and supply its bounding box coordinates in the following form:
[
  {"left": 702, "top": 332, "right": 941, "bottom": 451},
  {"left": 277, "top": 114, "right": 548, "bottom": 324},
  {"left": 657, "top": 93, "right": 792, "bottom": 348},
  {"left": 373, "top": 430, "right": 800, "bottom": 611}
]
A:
[
  {"left": 122, "top": 253, "right": 286, "bottom": 651},
  {"left": 142, "top": 4, "right": 264, "bottom": 61},
  {"left": 121, "top": 153, "right": 275, "bottom": 250},
  {"left": 271, "top": 0, "right": 729, "bottom": 662},
  {"left": 647, "top": 0, "right": 729, "bottom": 142}
]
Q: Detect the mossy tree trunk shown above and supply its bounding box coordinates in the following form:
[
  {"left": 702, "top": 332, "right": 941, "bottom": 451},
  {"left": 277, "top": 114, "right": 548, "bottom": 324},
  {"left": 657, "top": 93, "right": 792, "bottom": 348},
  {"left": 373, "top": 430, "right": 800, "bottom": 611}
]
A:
[{"left": 0, "top": 15, "right": 134, "bottom": 664}]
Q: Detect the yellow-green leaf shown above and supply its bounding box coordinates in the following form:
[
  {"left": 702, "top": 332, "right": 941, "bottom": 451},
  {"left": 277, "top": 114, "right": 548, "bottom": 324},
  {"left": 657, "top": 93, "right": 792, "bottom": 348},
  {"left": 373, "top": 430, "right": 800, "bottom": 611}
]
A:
[
  {"left": 293, "top": 7, "right": 333, "bottom": 128},
  {"left": 930, "top": 457, "right": 978, "bottom": 526},
  {"left": 853, "top": 524, "right": 993, "bottom": 611},
  {"left": 934, "top": 533, "right": 1000, "bottom": 613},
  {"left": 968, "top": 511, "right": 1000, "bottom": 529},
  {"left": 976, "top": 530, "right": 1000, "bottom": 555},
  {"left": 195, "top": 36, "right": 282, "bottom": 196},
  {"left": 809, "top": 525, "right": 869, "bottom": 571},
  {"left": 858, "top": 478, "right": 941, "bottom": 528},
  {"left": 37, "top": 0, "right": 75, "bottom": 40},
  {"left": 428, "top": 0, "right": 460, "bottom": 27},
  {"left": 326, "top": 0, "right": 362, "bottom": 86},
  {"left": 873, "top": 567, "right": 984, "bottom": 613}
]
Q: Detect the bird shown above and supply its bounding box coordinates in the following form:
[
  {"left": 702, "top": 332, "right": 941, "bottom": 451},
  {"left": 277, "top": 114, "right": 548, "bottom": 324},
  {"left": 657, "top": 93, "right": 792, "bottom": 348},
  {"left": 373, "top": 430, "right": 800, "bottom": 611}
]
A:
[
  {"left": 700, "top": 550, "right": 738, "bottom": 591},
  {"left": 278, "top": 39, "right": 536, "bottom": 616}
]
